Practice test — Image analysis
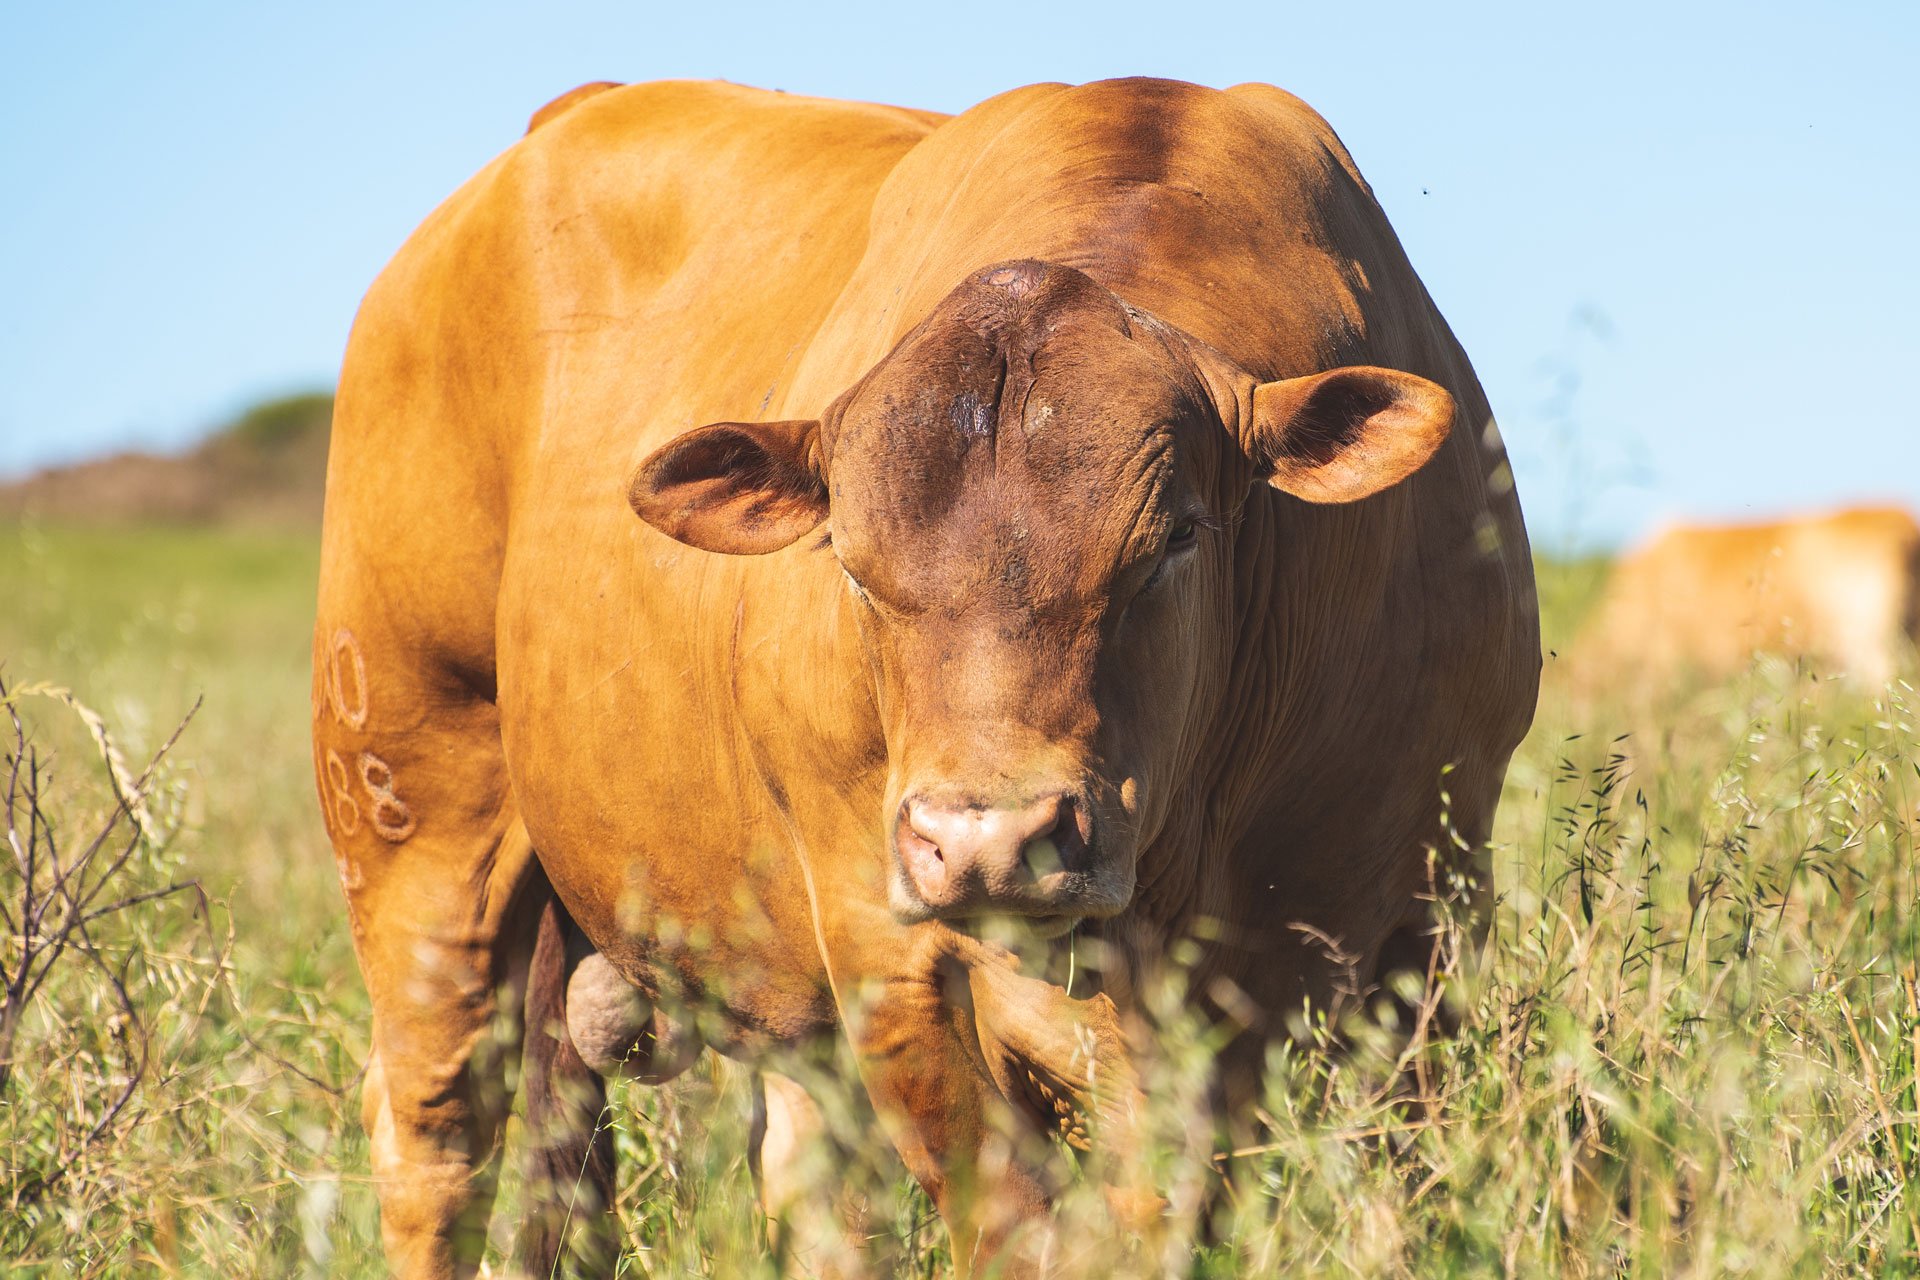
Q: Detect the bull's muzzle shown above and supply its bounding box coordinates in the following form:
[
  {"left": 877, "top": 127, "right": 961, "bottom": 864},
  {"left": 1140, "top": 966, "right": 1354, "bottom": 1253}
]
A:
[{"left": 892, "top": 788, "right": 1095, "bottom": 920}]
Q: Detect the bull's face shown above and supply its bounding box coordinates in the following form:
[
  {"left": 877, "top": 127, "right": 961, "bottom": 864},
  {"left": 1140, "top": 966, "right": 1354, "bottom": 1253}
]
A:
[{"left": 628, "top": 261, "right": 1453, "bottom": 932}]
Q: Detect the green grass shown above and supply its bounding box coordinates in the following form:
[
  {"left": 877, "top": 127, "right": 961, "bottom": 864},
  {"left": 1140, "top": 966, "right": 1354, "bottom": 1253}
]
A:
[
  {"left": 2, "top": 520, "right": 1916, "bottom": 1276},
  {"left": 0, "top": 522, "right": 382, "bottom": 1276}
]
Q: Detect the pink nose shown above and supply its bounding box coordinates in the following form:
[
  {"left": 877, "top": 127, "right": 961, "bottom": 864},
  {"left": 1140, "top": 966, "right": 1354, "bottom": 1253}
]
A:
[{"left": 895, "top": 792, "right": 1084, "bottom": 913}]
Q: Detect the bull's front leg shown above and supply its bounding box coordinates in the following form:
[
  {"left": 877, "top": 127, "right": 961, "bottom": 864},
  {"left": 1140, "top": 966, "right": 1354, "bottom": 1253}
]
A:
[
  {"left": 839, "top": 931, "right": 1150, "bottom": 1277},
  {"left": 959, "top": 940, "right": 1169, "bottom": 1243},
  {"left": 847, "top": 957, "right": 1054, "bottom": 1275}
]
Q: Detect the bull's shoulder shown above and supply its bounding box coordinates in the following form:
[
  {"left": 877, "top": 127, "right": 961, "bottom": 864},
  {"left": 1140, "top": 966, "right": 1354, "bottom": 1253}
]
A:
[{"left": 526, "top": 80, "right": 622, "bottom": 134}]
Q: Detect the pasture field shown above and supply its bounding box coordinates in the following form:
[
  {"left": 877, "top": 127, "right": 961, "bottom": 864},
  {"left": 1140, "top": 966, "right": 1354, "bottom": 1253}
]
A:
[{"left": 2, "top": 520, "right": 1917, "bottom": 1277}]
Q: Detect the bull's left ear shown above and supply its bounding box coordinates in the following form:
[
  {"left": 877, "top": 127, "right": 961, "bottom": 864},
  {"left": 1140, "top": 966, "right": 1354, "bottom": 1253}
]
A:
[
  {"left": 627, "top": 419, "right": 827, "bottom": 554},
  {"left": 1245, "top": 366, "right": 1454, "bottom": 504}
]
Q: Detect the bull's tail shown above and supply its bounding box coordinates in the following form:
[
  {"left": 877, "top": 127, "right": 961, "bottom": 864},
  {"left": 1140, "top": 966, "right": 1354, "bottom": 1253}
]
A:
[{"left": 514, "top": 887, "right": 618, "bottom": 1277}]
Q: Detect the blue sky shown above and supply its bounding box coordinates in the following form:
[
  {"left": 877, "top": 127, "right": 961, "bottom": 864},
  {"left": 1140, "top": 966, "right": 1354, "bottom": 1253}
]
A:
[{"left": 3, "top": 1, "right": 1915, "bottom": 546}]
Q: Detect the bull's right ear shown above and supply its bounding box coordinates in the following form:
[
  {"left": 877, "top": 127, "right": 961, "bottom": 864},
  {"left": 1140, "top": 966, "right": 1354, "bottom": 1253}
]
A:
[{"left": 627, "top": 419, "right": 827, "bottom": 554}]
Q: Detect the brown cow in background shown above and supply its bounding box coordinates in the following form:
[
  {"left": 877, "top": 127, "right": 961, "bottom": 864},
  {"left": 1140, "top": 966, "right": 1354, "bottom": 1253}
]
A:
[
  {"left": 1577, "top": 506, "right": 1920, "bottom": 690},
  {"left": 313, "top": 78, "right": 1540, "bottom": 1277}
]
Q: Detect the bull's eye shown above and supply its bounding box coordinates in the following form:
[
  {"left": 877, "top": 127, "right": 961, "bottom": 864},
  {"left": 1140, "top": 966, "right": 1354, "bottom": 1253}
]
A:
[{"left": 1134, "top": 517, "right": 1204, "bottom": 600}]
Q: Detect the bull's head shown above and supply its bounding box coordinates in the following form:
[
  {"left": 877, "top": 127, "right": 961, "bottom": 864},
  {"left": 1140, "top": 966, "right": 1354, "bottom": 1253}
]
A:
[{"left": 628, "top": 261, "right": 1452, "bottom": 933}]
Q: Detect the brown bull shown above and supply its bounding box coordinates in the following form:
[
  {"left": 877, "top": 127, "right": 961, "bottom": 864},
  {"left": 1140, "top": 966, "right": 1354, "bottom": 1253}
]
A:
[
  {"left": 1575, "top": 505, "right": 1920, "bottom": 691},
  {"left": 313, "top": 77, "right": 1539, "bottom": 1276}
]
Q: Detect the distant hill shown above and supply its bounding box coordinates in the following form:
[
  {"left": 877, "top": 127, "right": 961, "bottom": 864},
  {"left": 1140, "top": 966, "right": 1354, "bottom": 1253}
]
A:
[{"left": 0, "top": 392, "right": 332, "bottom": 526}]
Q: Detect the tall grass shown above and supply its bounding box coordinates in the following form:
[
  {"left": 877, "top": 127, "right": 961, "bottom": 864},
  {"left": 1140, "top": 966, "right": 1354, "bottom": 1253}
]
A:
[
  {"left": 1, "top": 521, "right": 1915, "bottom": 1276},
  {"left": 1188, "top": 664, "right": 1920, "bottom": 1276},
  {"left": 1, "top": 524, "right": 380, "bottom": 1276}
]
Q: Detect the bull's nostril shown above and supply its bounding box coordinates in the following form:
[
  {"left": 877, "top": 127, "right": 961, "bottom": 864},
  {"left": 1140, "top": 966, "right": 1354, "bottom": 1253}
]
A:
[
  {"left": 1020, "top": 794, "right": 1088, "bottom": 878},
  {"left": 903, "top": 800, "right": 944, "bottom": 862},
  {"left": 897, "top": 800, "right": 951, "bottom": 904},
  {"left": 1023, "top": 835, "right": 1064, "bottom": 879}
]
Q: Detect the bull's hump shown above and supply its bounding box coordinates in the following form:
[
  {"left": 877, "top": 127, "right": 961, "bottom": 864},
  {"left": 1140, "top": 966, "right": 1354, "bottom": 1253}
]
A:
[{"left": 525, "top": 81, "right": 623, "bottom": 135}]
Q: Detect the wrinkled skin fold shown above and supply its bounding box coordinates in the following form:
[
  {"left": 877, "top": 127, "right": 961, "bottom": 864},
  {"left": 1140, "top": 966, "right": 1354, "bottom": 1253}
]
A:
[{"left": 314, "top": 76, "right": 1539, "bottom": 1278}]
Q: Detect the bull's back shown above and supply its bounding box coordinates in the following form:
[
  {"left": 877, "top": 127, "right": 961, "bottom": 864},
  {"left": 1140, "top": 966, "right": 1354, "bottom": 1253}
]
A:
[{"left": 321, "top": 81, "right": 941, "bottom": 686}]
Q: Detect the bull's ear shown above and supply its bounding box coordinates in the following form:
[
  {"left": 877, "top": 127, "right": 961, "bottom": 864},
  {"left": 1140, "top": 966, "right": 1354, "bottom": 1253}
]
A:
[
  {"left": 627, "top": 419, "right": 827, "bottom": 554},
  {"left": 1245, "top": 366, "right": 1454, "bottom": 504}
]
